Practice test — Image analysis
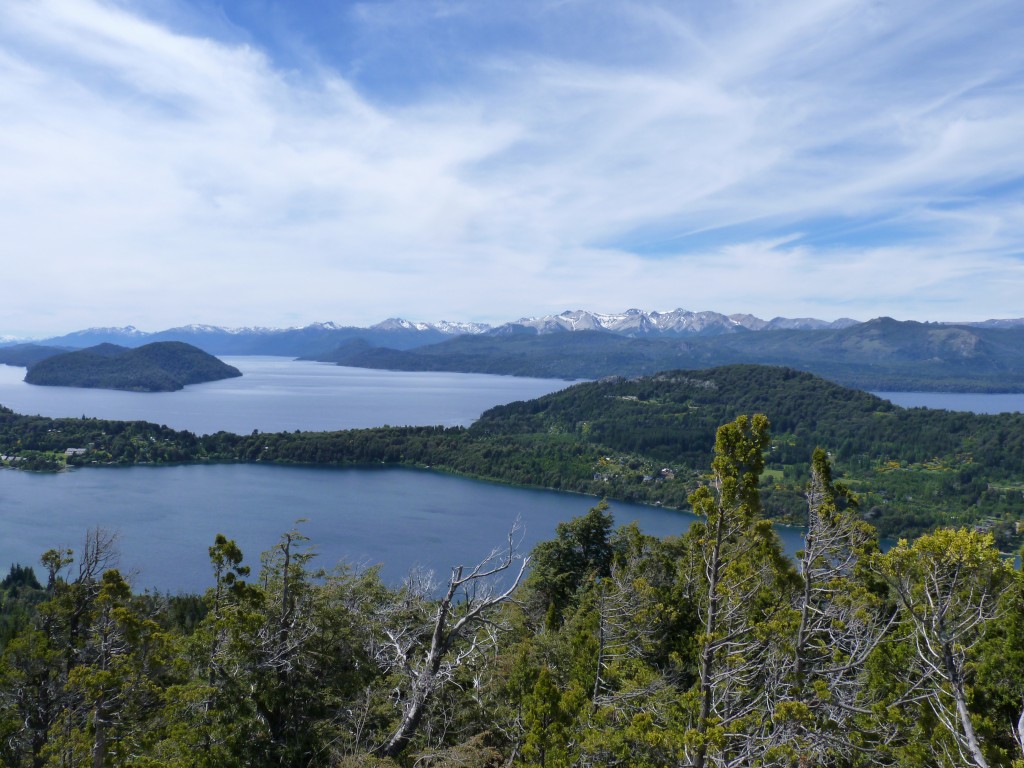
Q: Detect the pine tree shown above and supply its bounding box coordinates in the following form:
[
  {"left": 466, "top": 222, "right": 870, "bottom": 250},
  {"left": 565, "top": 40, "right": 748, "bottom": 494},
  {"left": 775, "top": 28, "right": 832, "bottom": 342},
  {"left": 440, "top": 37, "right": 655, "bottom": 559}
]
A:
[{"left": 683, "top": 414, "right": 799, "bottom": 768}]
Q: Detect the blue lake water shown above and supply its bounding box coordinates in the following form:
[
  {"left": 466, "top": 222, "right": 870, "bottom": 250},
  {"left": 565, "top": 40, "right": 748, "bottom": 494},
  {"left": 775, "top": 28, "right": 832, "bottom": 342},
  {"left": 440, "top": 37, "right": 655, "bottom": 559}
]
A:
[
  {"left": 0, "top": 463, "right": 782, "bottom": 594},
  {"left": 1, "top": 360, "right": 1017, "bottom": 592},
  {"left": 872, "top": 391, "right": 1024, "bottom": 414},
  {"left": 0, "top": 358, "right": 575, "bottom": 435}
]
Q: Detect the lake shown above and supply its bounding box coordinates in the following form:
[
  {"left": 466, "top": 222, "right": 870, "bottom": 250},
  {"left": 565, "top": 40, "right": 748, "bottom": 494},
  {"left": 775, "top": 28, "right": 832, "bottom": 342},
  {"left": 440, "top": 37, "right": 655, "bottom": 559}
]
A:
[
  {"left": 872, "top": 391, "right": 1024, "bottom": 414},
  {"left": 1, "top": 361, "right": 1013, "bottom": 592},
  {"left": 0, "top": 464, "right": 806, "bottom": 593},
  {"left": 1, "top": 359, "right": 1021, "bottom": 438},
  {"left": 0, "top": 358, "right": 574, "bottom": 434}
]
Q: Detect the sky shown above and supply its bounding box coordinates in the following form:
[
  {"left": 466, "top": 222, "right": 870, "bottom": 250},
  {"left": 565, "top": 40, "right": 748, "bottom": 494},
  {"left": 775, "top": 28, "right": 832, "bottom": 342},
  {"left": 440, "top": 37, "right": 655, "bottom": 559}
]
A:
[{"left": 1, "top": 0, "right": 1023, "bottom": 337}]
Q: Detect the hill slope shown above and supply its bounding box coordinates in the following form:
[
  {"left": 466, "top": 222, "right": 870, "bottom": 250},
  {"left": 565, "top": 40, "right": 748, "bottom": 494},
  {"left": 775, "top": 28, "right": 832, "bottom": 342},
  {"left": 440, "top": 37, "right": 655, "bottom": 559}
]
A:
[
  {"left": 23, "top": 342, "right": 242, "bottom": 392},
  {"left": 0, "top": 344, "right": 70, "bottom": 367}
]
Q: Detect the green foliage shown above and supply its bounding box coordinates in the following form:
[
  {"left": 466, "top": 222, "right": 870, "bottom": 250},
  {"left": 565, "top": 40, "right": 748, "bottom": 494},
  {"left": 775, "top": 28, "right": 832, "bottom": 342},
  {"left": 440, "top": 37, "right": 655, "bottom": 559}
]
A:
[
  {"left": 0, "top": 565, "right": 46, "bottom": 651},
  {"left": 6, "top": 415, "right": 1024, "bottom": 768},
  {"left": 1, "top": 421, "right": 1024, "bottom": 766},
  {"left": 875, "top": 529, "right": 1016, "bottom": 767},
  {"left": 521, "top": 667, "right": 571, "bottom": 767},
  {"left": 524, "top": 500, "right": 615, "bottom": 621}
]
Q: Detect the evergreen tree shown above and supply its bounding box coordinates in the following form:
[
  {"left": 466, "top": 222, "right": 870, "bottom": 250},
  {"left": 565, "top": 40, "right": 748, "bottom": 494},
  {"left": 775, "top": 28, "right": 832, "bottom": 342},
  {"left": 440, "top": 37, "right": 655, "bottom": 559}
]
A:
[{"left": 683, "top": 414, "right": 799, "bottom": 768}]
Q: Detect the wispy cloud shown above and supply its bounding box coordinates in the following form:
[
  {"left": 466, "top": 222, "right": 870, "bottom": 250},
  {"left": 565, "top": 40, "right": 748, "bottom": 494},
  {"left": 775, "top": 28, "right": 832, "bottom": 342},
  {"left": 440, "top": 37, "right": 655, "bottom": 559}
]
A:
[{"left": 0, "top": 0, "right": 1021, "bottom": 335}]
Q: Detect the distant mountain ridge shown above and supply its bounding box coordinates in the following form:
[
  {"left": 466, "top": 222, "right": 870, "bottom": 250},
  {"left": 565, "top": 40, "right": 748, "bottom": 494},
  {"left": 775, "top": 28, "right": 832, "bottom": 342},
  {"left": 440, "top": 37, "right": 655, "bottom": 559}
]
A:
[
  {"left": 13, "top": 319, "right": 490, "bottom": 357},
  {"left": 8, "top": 310, "right": 1024, "bottom": 355},
  {"left": 4, "top": 311, "right": 1024, "bottom": 393},
  {"left": 310, "top": 317, "right": 1024, "bottom": 392},
  {"left": 2, "top": 309, "right": 866, "bottom": 352},
  {"left": 496, "top": 308, "right": 860, "bottom": 336}
]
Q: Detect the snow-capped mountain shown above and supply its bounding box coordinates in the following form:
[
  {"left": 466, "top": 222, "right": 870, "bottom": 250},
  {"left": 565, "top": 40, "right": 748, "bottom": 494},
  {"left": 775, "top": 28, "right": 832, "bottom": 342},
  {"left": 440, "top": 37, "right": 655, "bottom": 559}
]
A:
[
  {"left": 493, "top": 309, "right": 858, "bottom": 337},
  {"left": 44, "top": 325, "right": 149, "bottom": 346},
  {"left": 428, "top": 320, "right": 492, "bottom": 335},
  {"left": 960, "top": 318, "right": 1024, "bottom": 329},
  {"left": 11, "top": 311, "right": 1024, "bottom": 363},
  {"left": 21, "top": 311, "right": 864, "bottom": 356},
  {"left": 369, "top": 318, "right": 489, "bottom": 334}
]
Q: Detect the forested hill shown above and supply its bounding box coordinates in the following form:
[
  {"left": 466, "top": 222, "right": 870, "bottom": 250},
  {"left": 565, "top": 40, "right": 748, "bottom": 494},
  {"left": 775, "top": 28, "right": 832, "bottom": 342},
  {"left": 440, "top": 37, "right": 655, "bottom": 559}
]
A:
[
  {"left": 310, "top": 317, "right": 1024, "bottom": 392},
  {"left": 2, "top": 364, "right": 1023, "bottom": 546},
  {"left": 464, "top": 365, "right": 1024, "bottom": 541},
  {"left": 23, "top": 342, "right": 242, "bottom": 392}
]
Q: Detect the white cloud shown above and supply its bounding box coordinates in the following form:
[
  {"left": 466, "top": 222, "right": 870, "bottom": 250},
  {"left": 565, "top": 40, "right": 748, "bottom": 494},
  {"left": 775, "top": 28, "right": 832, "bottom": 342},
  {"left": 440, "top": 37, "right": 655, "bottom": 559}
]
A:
[{"left": 0, "top": 0, "right": 1022, "bottom": 336}]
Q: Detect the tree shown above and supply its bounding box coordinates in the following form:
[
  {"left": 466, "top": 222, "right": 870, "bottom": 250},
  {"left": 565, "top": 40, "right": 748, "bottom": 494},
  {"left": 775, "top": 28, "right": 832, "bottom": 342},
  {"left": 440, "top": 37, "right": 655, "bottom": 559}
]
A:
[
  {"left": 153, "top": 534, "right": 263, "bottom": 768},
  {"left": 521, "top": 666, "right": 571, "bottom": 767},
  {"left": 373, "top": 526, "right": 530, "bottom": 759},
  {"left": 875, "top": 529, "right": 1014, "bottom": 768},
  {"left": 50, "top": 569, "right": 167, "bottom": 768},
  {"left": 524, "top": 500, "right": 614, "bottom": 622},
  {"left": 575, "top": 526, "right": 692, "bottom": 767},
  {"left": 767, "top": 447, "right": 893, "bottom": 765},
  {"left": 973, "top": 558, "right": 1024, "bottom": 767},
  {"left": 0, "top": 529, "right": 122, "bottom": 768},
  {"left": 683, "top": 414, "right": 798, "bottom": 768}
]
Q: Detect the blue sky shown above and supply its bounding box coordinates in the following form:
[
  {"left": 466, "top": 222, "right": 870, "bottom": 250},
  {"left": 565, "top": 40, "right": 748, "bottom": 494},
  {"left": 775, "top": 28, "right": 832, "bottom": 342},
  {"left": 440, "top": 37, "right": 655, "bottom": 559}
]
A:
[{"left": 1, "top": 0, "right": 1023, "bottom": 336}]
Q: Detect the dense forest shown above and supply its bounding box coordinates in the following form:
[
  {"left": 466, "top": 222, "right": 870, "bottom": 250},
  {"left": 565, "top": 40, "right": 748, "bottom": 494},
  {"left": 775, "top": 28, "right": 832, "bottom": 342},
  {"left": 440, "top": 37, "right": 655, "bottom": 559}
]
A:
[
  {"left": 3, "top": 365, "right": 1023, "bottom": 548},
  {"left": 23, "top": 342, "right": 241, "bottom": 392},
  {"left": 1, "top": 417, "right": 1022, "bottom": 767}
]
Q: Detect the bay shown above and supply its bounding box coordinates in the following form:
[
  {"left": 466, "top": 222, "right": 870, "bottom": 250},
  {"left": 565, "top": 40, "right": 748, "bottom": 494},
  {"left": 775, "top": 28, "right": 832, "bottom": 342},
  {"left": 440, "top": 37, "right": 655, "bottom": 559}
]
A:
[
  {"left": 872, "top": 391, "right": 1024, "bottom": 414},
  {"left": 0, "top": 464, "right": 809, "bottom": 593},
  {"left": 0, "top": 357, "right": 573, "bottom": 435}
]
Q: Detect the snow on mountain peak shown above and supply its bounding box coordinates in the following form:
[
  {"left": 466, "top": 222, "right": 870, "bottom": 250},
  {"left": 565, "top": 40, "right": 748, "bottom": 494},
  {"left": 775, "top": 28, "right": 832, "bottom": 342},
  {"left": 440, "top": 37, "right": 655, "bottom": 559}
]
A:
[
  {"left": 432, "top": 321, "right": 491, "bottom": 335},
  {"left": 495, "top": 309, "right": 859, "bottom": 337}
]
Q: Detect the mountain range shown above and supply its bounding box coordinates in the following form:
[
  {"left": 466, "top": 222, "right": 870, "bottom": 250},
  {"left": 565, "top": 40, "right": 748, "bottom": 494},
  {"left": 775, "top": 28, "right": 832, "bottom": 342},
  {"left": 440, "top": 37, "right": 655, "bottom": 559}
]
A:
[
  {"left": 1, "top": 308, "right": 867, "bottom": 353},
  {"left": 5, "top": 309, "right": 1024, "bottom": 355},
  {"left": 5, "top": 310, "right": 1024, "bottom": 392}
]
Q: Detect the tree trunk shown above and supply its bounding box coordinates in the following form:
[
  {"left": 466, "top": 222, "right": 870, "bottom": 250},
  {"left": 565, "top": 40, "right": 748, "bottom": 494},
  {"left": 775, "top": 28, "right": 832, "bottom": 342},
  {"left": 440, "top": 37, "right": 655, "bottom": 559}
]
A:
[
  {"left": 693, "top": 513, "right": 725, "bottom": 768},
  {"left": 378, "top": 670, "right": 436, "bottom": 758},
  {"left": 943, "top": 642, "right": 989, "bottom": 768},
  {"left": 92, "top": 702, "right": 108, "bottom": 768},
  {"left": 377, "top": 582, "right": 453, "bottom": 758},
  {"left": 1015, "top": 704, "right": 1024, "bottom": 760}
]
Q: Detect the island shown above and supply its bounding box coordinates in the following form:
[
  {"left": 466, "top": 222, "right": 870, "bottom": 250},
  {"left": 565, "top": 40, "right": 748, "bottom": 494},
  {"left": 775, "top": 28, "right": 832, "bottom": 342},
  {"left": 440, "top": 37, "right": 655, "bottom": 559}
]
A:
[{"left": 22, "top": 341, "right": 242, "bottom": 392}]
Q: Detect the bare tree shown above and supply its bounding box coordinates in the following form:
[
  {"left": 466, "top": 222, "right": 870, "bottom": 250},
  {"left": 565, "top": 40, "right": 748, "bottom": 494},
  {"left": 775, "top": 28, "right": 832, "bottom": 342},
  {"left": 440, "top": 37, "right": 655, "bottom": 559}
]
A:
[{"left": 372, "top": 526, "right": 530, "bottom": 759}]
